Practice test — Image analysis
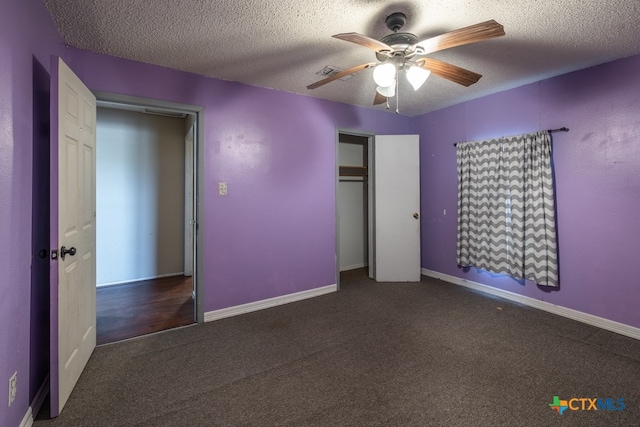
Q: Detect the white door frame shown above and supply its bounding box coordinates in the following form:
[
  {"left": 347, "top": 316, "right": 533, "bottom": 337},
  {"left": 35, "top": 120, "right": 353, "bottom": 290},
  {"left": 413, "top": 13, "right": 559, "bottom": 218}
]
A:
[
  {"left": 184, "top": 122, "right": 195, "bottom": 277},
  {"left": 335, "top": 129, "right": 375, "bottom": 289},
  {"left": 93, "top": 91, "right": 205, "bottom": 322}
]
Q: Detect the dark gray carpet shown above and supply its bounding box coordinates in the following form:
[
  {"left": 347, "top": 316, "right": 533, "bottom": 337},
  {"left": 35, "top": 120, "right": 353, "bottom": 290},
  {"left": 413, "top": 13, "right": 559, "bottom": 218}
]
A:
[{"left": 36, "top": 273, "right": 639, "bottom": 426}]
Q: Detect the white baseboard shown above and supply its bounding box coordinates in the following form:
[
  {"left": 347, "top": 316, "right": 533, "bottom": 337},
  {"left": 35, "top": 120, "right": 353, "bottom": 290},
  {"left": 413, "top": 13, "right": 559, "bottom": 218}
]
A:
[
  {"left": 20, "top": 407, "right": 32, "bottom": 427},
  {"left": 340, "top": 263, "right": 367, "bottom": 272},
  {"left": 205, "top": 284, "right": 337, "bottom": 322},
  {"left": 20, "top": 374, "right": 49, "bottom": 427},
  {"left": 422, "top": 268, "right": 640, "bottom": 341},
  {"left": 97, "top": 272, "right": 185, "bottom": 287}
]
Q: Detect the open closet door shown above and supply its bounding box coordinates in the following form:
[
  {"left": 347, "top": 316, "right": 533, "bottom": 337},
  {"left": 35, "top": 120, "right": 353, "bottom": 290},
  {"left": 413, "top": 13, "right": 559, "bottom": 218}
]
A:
[
  {"left": 49, "top": 57, "right": 97, "bottom": 416},
  {"left": 374, "top": 135, "right": 421, "bottom": 282}
]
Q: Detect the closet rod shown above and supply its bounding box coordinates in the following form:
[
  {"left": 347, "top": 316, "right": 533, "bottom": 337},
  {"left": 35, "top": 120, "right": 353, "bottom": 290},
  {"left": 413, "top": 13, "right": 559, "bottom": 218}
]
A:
[{"left": 453, "top": 127, "right": 569, "bottom": 147}]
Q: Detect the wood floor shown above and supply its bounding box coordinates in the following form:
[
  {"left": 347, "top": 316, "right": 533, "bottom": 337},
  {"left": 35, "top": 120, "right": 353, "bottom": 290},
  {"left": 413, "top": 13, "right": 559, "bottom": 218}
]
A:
[{"left": 96, "top": 275, "right": 195, "bottom": 345}]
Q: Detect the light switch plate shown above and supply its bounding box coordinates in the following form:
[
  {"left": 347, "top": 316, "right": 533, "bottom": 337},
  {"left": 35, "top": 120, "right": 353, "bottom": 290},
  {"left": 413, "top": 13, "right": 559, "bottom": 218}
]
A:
[
  {"left": 8, "top": 371, "right": 17, "bottom": 407},
  {"left": 218, "top": 182, "right": 227, "bottom": 196}
]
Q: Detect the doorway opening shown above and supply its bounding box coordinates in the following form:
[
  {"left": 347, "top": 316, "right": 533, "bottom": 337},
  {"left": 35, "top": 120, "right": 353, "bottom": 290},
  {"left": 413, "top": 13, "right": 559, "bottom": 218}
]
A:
[
  {"left": 94, "top": 95, "right": 203, "bottom": 344},
  {"left": 336, "top": 131, "right": 374, "bottom": 287},
  {"left": 336, "top": 131, "right": 422, "bottom": 287}
]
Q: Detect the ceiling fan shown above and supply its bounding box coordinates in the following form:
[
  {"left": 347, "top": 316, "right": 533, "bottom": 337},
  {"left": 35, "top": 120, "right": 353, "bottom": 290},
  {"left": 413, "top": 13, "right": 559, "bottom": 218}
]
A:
[{"left": 307, "top": 13, "right": 505, "bottom": 107}]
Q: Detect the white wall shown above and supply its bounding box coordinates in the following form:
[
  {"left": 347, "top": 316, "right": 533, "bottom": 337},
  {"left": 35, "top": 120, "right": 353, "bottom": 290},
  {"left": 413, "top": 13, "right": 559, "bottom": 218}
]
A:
[
  {"left": 96, "top": 107, "right": 186, "bottom": 285},
  {"left": 338, "top": 138, "right": 368, "bottom": 271}
]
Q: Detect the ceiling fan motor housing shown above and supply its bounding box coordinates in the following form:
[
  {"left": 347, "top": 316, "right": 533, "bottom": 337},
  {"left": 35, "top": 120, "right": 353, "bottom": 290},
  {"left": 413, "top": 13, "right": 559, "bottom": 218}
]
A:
[{"left": 377, "top": 32, "right": 420, "bottom": 61}]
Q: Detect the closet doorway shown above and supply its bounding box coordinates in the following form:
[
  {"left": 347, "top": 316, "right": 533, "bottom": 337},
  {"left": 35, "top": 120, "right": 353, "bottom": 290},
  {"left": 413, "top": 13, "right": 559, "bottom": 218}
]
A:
[
  {"left": 94, "top": 99, "right": 200, "bottom": 344},
  {"left": 337, "top": 131, "right": 373, "bottom": 284},
  {"left": 336, "top": 130, "right": 421, "bottom": 286}
]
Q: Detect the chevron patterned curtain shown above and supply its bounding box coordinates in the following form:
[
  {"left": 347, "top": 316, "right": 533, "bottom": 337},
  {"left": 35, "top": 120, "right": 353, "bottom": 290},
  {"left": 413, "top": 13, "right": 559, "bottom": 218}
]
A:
[{"left": 456, "top": 131, "right": 558, "bottom": 286}]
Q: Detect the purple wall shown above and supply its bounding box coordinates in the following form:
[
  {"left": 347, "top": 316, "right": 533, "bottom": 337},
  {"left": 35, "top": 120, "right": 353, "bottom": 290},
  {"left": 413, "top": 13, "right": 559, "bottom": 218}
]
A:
[
  {"left": 3, "top": 0, "right": 639, "bottom": 423},
  {"left": 415, "top": 54, "right": 640, "bottom": 329},
  {"left": 0, "top": 0, "right": 65, "bottom": 425},
  {"left": 62, "top": 49, "right": 412, "bottom": 312},
  {"left": 2, "top": 1, "right": 411, "bottom": 420}
]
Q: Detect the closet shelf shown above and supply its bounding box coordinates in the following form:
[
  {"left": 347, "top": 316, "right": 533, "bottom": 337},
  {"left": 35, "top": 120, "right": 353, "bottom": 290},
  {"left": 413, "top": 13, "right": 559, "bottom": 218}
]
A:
[{"left": 339, "top": 166, "right": 368, "bottom": 177}]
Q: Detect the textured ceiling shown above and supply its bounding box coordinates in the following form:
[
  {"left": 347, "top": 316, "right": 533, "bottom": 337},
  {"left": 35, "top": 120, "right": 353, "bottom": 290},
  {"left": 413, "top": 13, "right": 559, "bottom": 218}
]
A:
[{"left": 42, "top": 0, "right": 640, "bottom": 116}]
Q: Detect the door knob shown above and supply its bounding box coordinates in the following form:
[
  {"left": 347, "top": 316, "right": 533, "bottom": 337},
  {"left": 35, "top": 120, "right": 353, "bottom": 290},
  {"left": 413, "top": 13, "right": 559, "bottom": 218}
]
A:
[
  {"left": 60, "top": 246, "right": 77, "bottom": 260},
  {"left": 413, "top": 213, "right": 419, "bottom": 219}
]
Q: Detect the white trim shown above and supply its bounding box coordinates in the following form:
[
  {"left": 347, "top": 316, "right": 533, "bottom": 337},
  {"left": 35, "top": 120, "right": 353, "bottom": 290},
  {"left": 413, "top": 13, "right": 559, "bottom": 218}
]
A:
[
  {"left": 20, "top": 374, "right": 49, "bottom": 427},
  {"left": 205, "top": 284, "right": 338, "bottom": 322},
  {"left": 340, "top": 263, "right": 367, "bottom": 272},
  {"left": 422, "top": 269, "right": 640, "bottom": 341},
  {"left": 97, "top": 272, "right": 185, "bottom": 287},
  {"left": 20, "top": 407, "right": 32, "bottom": 427}
]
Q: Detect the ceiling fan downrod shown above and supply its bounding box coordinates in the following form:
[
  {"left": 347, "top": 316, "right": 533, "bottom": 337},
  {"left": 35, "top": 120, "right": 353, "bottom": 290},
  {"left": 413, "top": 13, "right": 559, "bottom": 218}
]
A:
[{"left": 385, "top": 12, "right": 407, "bottom": 33}]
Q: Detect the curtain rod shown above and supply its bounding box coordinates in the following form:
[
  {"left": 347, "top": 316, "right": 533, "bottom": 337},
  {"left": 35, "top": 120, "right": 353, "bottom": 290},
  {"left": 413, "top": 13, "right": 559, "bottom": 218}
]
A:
[
  {"left": 548, "top": 127, "right": 569, "bottom": 133},
  {"left": 453, "top": 127, "right": 569, "bottom": 147}
]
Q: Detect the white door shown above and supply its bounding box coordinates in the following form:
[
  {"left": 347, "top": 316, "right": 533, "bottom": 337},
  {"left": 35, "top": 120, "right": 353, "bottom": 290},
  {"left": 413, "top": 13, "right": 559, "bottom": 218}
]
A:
[
  {"left": 50, "top": 57, "right": 97, "bottom": 415},
  {"left": 374, "top": 135, "right": 421, "bottom": 282}
]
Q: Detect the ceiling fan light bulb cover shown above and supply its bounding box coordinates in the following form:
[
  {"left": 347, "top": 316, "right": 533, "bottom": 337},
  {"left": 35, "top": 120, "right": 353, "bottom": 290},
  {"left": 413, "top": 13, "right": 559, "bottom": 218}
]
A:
[
  {"left": 376, "top": 83, "right": 396, "bottom": 97},
  {"left": 373, "top": 63, "right": 396, "bottom": 87},
  {"left": 406, "top": 66, "right": 431, "bottom": 90}
]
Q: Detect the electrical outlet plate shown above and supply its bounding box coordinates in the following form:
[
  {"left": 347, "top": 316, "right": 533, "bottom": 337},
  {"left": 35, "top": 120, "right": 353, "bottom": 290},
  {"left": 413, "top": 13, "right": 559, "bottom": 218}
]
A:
[
  {"left": 218, "top": 182, "right": 227, "bottom": 196},
  {"left": 8, "top": 371, "right": 17, "bottom": 407}
]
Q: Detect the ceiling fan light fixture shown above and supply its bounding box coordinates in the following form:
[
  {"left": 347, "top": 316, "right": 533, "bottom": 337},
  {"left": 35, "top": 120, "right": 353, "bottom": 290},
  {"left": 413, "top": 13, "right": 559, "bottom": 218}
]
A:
[
  {"left": 406, "top": 66, "right": 431, "bottom": 90},
  {"left": 376, "top": 83, "right": 396, "bottom": 97},
  {"left": 373, "top": 63, "right": 396, "bottom": 87}
]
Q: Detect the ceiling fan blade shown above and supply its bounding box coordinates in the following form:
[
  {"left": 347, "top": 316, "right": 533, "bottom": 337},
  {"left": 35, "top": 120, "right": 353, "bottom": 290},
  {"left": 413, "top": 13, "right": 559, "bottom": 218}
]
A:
[
  {"left": 307, "top": 63, "right": 376, "bottom": 90},
  {"left": 373, "top": 91, "right": 387, "bottom": 105},
  {"left": 333, "top": 33, "right": 392, "bottom": 53},
  {"left": 414, "top": 20, "right": 504, "bottom": 55},
  {"left": 419, "top": 58, "right": 482, "bottom": 87}
]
